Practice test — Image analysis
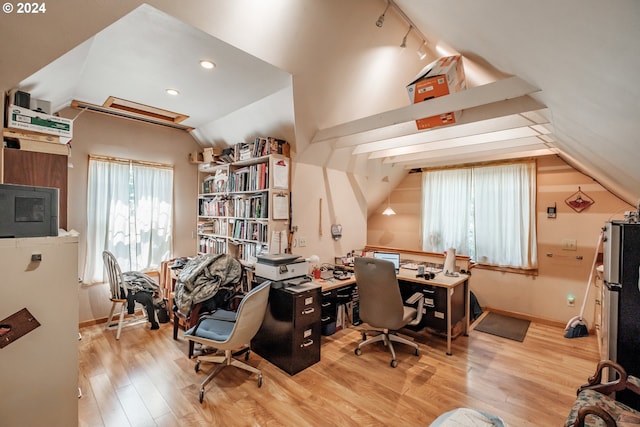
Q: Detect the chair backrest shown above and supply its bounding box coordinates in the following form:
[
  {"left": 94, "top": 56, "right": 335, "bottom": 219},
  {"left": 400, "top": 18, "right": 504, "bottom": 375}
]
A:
[
  {"left": 102, "top": 251, "right": 126, "bottom": 300},
  {"left": 224, "top": 280, "right": 272, "bottom": 348},
  {"left": 354, "top": 256, "right": 406, "bottom": 330}
]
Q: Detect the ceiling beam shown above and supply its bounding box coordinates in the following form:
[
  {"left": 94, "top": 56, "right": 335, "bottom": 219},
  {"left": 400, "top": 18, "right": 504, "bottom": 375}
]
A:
[
  {"left": 333, "top": 95, "right": 546, "bottom": 149},
  {"left": 312, "top": 76, "right": 540, "bottom": 143}
]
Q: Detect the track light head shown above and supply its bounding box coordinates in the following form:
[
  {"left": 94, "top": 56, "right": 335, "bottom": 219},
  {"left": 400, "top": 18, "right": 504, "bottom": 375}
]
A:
[
  {"left": 400, "top": 25, "right": 412, "bottom": 48},
  {"left": 417, "top": 40, "right": 428, "bottom": 59},
  {"left": 376, "top": 1, "right": 390, "bottom": 28}
]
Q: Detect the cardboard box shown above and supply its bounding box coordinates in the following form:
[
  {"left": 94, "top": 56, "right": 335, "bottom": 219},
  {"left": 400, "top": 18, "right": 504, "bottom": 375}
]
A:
[
  {"left": 202, "top": 147, "right": 222, "bottom": 163},
  {"left": 406, "top": 55, "right": 466, "bottom": 130},
  {"left": 7, "top": 105, "right": 73, "bottom": 138}
]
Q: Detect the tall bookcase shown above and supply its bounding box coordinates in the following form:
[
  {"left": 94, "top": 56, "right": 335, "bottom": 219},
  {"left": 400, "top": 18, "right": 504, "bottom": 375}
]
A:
[{"left": 196, "top": 139, "right": 290, "bottom": 265}]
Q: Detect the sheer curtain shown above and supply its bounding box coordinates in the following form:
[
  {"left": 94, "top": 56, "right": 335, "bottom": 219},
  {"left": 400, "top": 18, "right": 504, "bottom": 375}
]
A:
[
  {"left": 84, "top": 157, "right": 173, "bottom": 283},
  {"left": 474, "top": 163, "right": 537, "bottom": 268},
  {"left": 421, "top": 162, "right": 537, "bottom": 269},
  {"left": 422, "top": 168, "right": 472, "bottom": 254}
]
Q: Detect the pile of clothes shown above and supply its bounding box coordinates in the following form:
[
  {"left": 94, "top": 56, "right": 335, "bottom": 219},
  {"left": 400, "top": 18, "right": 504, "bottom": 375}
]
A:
[{"left": 173, "top": 253, "right": 242, "bottom": 316}]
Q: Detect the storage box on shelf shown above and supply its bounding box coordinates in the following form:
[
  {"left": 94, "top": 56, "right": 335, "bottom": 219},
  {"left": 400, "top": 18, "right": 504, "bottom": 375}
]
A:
[
  {"left": 406, "top": 55, "right": 466, "bottom": 130},
  {"left": 196, "top": 139, "right": 290, "bottom": 265}
]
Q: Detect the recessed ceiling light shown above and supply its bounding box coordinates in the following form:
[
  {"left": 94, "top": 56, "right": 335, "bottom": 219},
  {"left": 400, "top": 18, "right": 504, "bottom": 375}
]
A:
[
  {"left": 200, "top": 60, "right": 216, "bottom": 70},
  {"left": 166, "top": 88, "right": 179, "bottom": 96}
]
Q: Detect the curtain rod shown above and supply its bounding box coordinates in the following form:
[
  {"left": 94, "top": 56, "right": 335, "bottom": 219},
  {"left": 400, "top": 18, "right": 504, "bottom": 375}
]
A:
[{"left": 89, "top": 154, "right": 173, "bottom": 169}]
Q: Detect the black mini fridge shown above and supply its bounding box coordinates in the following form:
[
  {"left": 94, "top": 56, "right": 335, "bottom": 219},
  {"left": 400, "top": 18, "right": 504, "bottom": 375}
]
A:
[{"left": 603, "top": 220, "right": 640, "bottom": 409}]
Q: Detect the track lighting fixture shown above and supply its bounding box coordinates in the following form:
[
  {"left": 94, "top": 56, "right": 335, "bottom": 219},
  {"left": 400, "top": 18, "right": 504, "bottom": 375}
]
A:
[
  {"left": 400, "top": 25, "right": 412, "bottom": 48},
  {"left": 376, "top": 0, "right": 390, "bottom": 27},
  {"left": 376, "top": 0, "right": 431, "bottom": 60},
  {"left": 417, "top": 40, "right": 428, "bottom": 60}
]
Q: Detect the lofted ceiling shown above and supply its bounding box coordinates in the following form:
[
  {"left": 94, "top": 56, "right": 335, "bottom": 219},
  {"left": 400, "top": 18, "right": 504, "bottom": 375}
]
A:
[{"left": 2, "top": 1, "right": 640, "bottom": 206}]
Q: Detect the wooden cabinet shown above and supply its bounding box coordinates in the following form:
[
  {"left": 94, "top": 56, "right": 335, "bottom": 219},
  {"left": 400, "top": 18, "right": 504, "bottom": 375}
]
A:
[
  {"left": 196, "top": 139, "right": 290, "bottom": 264},
  {"left": 2, "top": 148, "right": 68, "bottom": 229}
]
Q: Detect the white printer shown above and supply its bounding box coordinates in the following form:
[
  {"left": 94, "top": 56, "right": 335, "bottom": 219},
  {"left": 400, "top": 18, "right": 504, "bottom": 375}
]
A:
[{"left": 255, "top": 253, "right": 309, "bottom": 281}]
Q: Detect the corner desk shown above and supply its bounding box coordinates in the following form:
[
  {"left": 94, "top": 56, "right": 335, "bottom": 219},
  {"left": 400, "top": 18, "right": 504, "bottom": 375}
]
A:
[{"left": 318, "top": 268, "right": 470, "bottom": 356}]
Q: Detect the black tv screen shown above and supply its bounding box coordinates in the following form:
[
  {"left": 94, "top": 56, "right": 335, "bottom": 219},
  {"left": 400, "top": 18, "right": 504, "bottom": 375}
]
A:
[{"left": 0, "top": 183, "right": 59, "bottom": 238}]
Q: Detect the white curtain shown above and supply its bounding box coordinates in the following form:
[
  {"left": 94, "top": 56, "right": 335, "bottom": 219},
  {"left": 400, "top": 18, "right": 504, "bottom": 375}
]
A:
[
  {"left": 473, "top": 163, "right": 537, "bottom": 268},
  {"left": 422, "top": 168, "right": 472, "bottom": 254},
  {"left": 421, "top": 162, "right": 537, "bottom": 269},
  {"left": 84, "top": 158, "right": 173, "bottom": 283}
]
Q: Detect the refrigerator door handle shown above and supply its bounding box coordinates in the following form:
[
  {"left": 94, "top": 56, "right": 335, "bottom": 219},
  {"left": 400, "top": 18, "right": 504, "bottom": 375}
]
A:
[{"left": 604, "top": 280, "right": 622, "bottom": 291}]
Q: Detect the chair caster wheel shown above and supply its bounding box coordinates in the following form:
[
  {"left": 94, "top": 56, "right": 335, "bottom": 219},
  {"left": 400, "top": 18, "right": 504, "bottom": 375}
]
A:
[
  {"left": 361, "top": 332, "right": 367, "bottom": 341},
  {"left": 199, "top": 388, "right": 204, "bottom": 404},
  {"left": 415, "top": 348, "right": 420, "bottom": 356},
  {"left": 390, "top": 359, "right": 398, "bottom": 368},
  {"left": 257, "top": 374, "right": 263, "bottom": 388},
  {"left": 355, "top": 348, "right": 362, "bottom": 356},
  {"left": 245, "top": 350, "right": 250, "bottom": 361},
  {"left": 195, "top": 361, "right": 201, "bottom": 373}
]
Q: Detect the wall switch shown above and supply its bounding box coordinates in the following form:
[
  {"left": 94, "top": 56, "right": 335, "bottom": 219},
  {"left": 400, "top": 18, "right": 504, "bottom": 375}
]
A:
[
  {"left": 299, "top": 237, "right": 307, "bottom": 247},
  {"left": 562, "top": 238, "right": 577, "bottom": 251}
]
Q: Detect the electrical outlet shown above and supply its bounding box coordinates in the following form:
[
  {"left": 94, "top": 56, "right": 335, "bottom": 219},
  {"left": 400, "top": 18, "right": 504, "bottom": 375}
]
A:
[
  {"left": 562, "top": 238, "right": 577, "bottom": 251},
  {"left": 567, "top": 297, "right": 575, "bottom": 307},
  {"left": 299, "top": 237, "right": 306, "bottom": 247}
]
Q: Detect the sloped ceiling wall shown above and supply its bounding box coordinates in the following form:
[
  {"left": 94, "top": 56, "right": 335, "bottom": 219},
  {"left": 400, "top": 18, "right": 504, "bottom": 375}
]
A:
[{"left": 1, "top": 0, "right": 639, "bottom": 207}]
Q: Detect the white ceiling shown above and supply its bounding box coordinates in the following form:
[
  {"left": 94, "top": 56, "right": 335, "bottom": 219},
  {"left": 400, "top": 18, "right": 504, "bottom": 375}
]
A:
[
  {"left": 17, "top": 4, "right": 294, "bottom": 146},
  {"left": 3, "top": 0, "right": 640, "bottom": 206}
]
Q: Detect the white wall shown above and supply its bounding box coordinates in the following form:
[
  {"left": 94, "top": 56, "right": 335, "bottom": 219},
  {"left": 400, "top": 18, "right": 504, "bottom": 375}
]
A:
[
  {"left": 62, "top": 109, "right": 201, "bottom": 323},
  {"left": 290, "top": 163, "right": 368, "bottom": 267}
]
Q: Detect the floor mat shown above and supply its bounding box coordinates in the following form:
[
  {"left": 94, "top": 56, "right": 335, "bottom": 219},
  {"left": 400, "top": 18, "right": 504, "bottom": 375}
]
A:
[{"left": 474, "top": 312, "right": 530, "bottom": 342}]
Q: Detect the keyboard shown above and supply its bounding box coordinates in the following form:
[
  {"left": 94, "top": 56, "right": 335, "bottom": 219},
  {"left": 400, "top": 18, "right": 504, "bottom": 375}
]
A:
[{"left": 401, "top": 263, "right": 420, "bottom": 270}]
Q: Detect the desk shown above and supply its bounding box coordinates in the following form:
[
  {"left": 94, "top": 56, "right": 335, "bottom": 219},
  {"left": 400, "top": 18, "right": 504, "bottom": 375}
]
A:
[{"left": 318, "top": 268, "right": 469, "bottom": 356}]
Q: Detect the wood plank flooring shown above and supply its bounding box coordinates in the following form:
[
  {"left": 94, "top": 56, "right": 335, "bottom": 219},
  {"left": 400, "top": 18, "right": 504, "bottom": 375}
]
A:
[{"left": 79, "top": 316, "right": 600, "bottom": 426}]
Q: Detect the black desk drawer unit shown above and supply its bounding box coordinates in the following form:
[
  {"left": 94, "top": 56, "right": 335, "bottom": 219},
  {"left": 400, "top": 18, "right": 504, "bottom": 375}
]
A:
[
  {"left": 320, "top": 284, "right": 359, "bottom": 335},
  {"left": 399, "top": 279, "right": 466, "bottom": 332},
  {"left": 251, "top": 285, "right": 321, "bottom": 375}
]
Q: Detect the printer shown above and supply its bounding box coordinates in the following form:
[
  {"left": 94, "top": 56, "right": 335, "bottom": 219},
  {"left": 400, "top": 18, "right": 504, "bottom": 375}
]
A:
[{"left": 255, "top": 253, "right": 309, "bottom": 281}]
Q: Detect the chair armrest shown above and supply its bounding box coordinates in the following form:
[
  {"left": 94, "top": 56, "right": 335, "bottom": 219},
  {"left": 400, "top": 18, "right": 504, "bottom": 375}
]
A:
[
  {"left": 572, "top": 405, "right": 616, "bottom": 427},
  {"left": 578, "top": 360, "right": 636, "bottom": 397},
  {"left": 405, "top": 293, "right": 424, "bottom": 326}
]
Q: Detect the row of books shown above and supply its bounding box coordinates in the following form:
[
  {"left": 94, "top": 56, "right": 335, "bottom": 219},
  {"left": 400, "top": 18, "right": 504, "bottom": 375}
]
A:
[
  {"left": 199, "top": 197, "right": 229, "bottom": 217},
  {"left": 233, "top": 137, "right": 289, "bottom": 162},
  {"left": 231, "top": 219, "right": 268, "bottom": 243},
  {"left": 198, "top": 236, "right": 227, "bottom": 255},
  {"left": 229, "top": 163, "right": 268, "bottom": 192},
  {"left": 232, "top": 193, "right": 268, "bottom": 219},
  {"left": 197, "top": 218, "right": 228, "bottom": 236},
  {"left": 202, "top": 169, "right": 228, "bottom": 194},
  {"left": 231, "top": 241, "right": 268, "bottom": 264}
]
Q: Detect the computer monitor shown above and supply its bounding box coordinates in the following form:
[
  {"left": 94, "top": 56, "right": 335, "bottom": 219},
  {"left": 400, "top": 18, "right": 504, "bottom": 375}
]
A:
[{"left": 373, "top": 251, "right": 400, "bottom": 273}]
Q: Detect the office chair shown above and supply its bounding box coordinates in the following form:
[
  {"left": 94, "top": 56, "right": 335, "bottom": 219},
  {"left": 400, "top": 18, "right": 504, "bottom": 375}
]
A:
[
  {"left": 103, "top": 250, "right": 148, "bottom": 340},
  {"left": 185, "top": 280, "right": 271, "bottom": 403},
  {"left": 353, "top": 256, "right": 424, "bottom": 368}
]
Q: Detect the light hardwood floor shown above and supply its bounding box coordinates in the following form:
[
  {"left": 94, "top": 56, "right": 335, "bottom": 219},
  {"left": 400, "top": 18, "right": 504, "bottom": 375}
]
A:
[{"left": 79, "top": 315, "right": 599, "bottom": 426}]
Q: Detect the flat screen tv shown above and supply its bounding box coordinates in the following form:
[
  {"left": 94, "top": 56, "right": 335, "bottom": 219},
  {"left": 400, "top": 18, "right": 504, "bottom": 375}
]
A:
[{"left": 0, "top": 183, "right": 59, "bottom": 238}]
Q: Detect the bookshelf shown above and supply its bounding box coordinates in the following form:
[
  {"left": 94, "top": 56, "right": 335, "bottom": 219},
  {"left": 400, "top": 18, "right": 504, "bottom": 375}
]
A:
[{"left": 197, "top": 138, "right": 290, "bottom": 265}]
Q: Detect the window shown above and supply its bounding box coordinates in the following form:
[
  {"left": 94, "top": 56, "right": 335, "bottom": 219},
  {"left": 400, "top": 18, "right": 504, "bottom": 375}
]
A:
[
  {"left": 421, "top": 162, "right": 537, "bottom": 269},
  {"left": 84, "top": 156, "right": 174, "bottom": 283}
]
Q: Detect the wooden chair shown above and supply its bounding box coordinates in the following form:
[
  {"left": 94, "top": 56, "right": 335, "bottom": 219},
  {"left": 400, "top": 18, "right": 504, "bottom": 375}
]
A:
[
  {"left": 103, "top": 251, "right": 147, "bottom": 340},
  {"left": 565, "top": 360, "right": 640, "bottom": 426}
]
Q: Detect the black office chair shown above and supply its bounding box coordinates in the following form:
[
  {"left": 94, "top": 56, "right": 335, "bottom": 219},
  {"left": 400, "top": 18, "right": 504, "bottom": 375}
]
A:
[{"left": 353, "top": 256, "right": 424, "bottom": 367}]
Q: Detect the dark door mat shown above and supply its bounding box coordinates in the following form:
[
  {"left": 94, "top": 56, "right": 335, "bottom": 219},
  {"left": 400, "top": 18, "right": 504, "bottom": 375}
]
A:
[{"left": 474, "top": 312, "right": 530, "bottom": 342}]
